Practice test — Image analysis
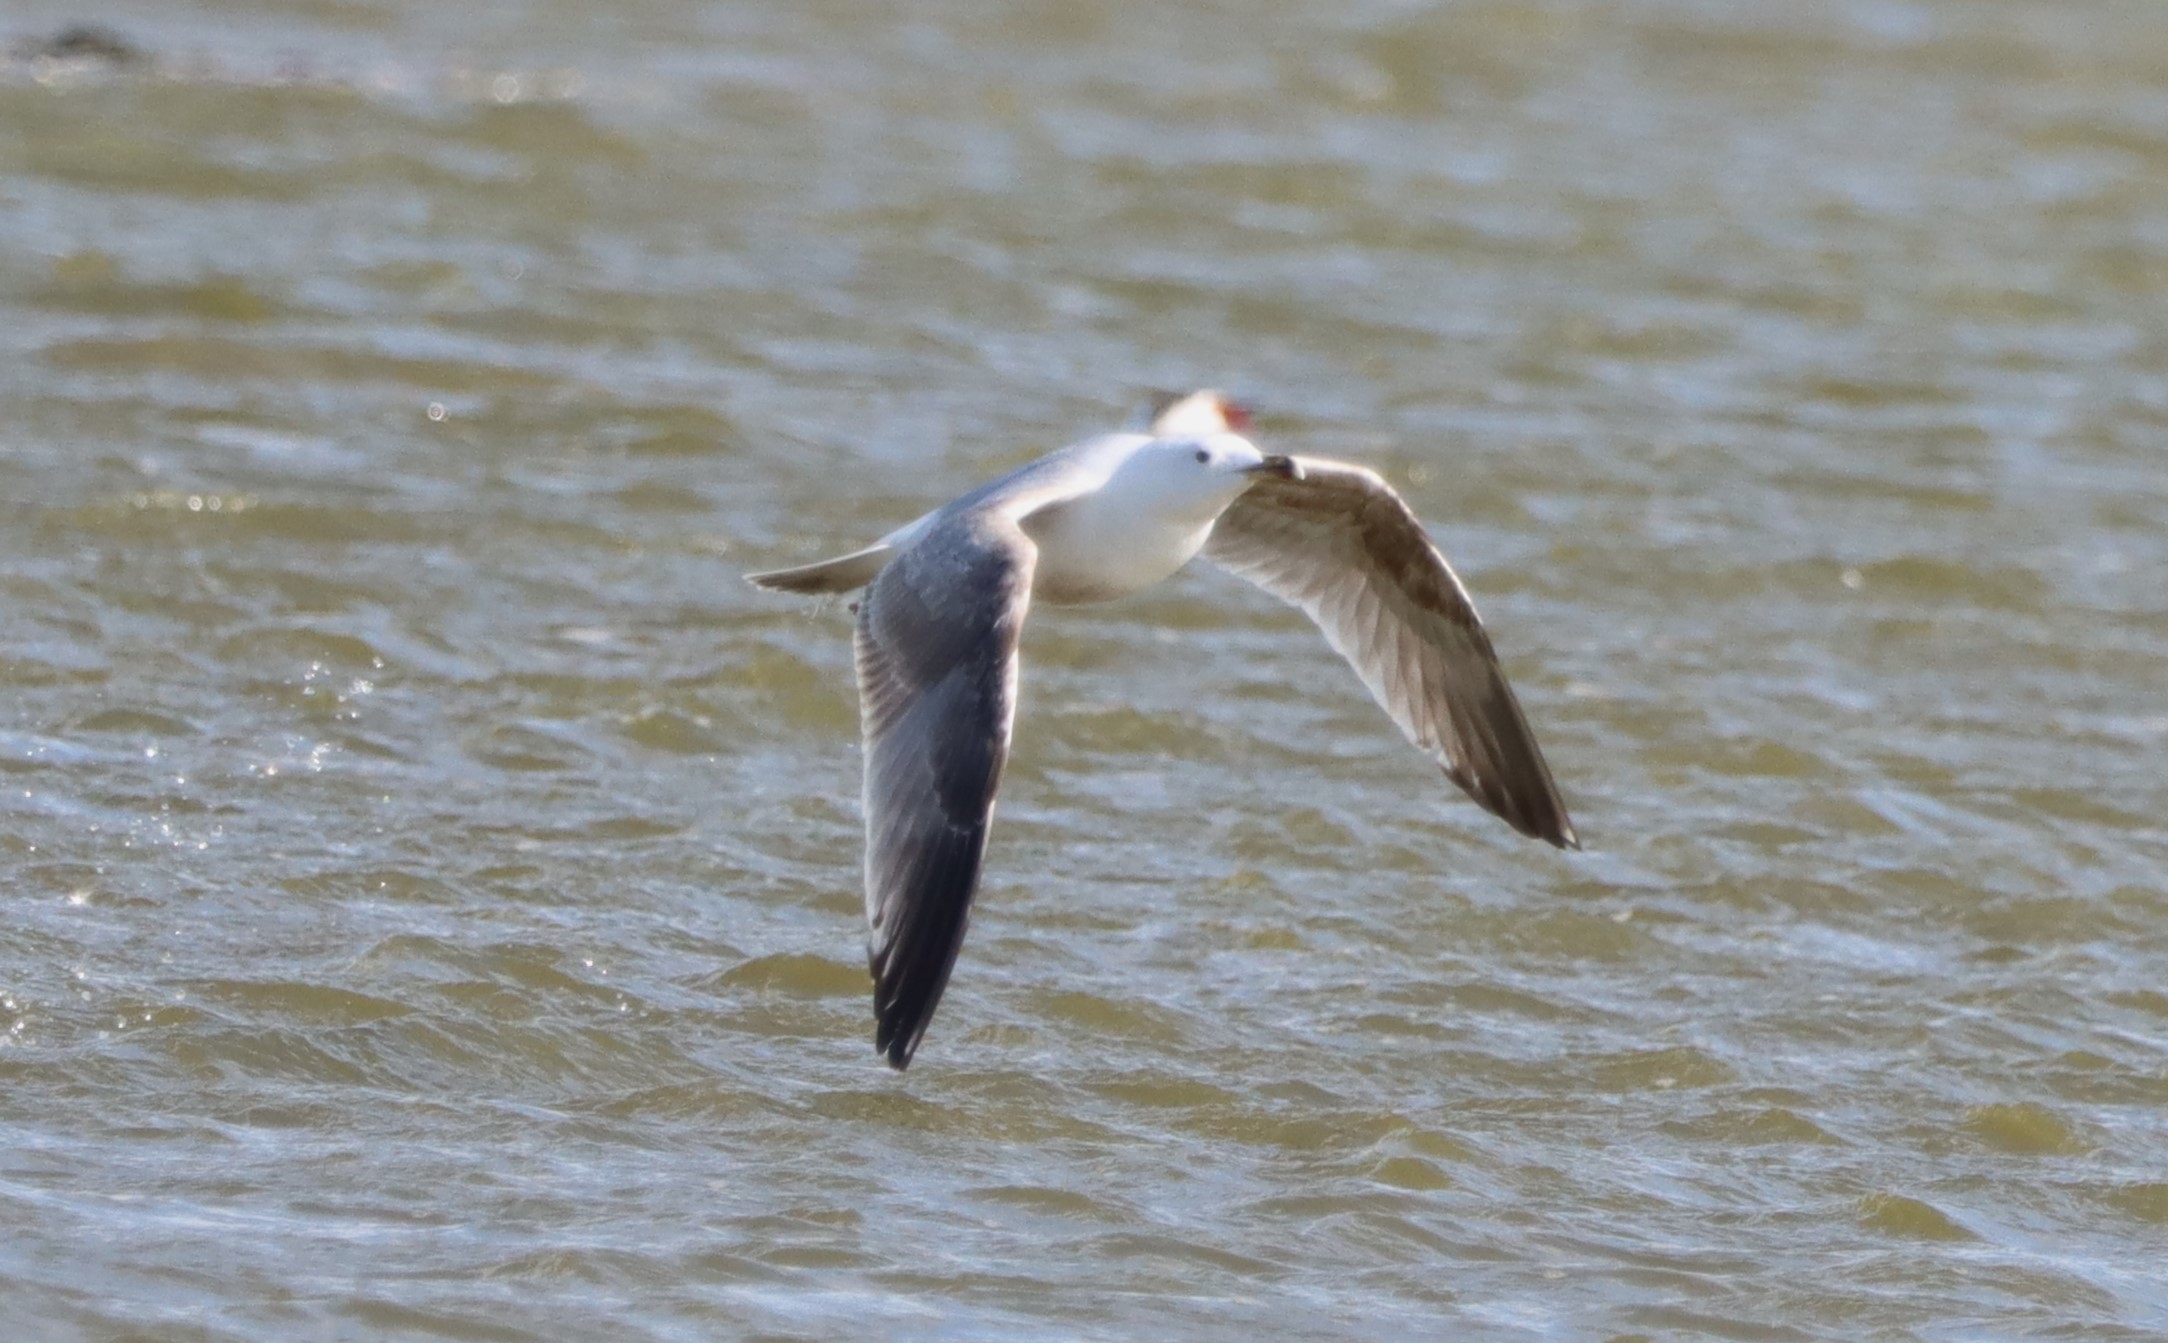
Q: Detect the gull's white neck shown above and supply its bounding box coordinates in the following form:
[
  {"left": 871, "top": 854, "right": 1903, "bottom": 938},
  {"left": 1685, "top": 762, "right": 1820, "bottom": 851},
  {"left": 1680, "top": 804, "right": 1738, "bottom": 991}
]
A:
[{"left": 1018, "top": 445, "right": 1241, "bottom": 606}]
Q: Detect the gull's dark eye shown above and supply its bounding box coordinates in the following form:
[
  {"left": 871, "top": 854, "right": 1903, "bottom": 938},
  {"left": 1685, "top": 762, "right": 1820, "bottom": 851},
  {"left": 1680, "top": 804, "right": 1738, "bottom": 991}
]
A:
[{"left": 1194, "top": 449, "right": 1210, "bottom": 464}]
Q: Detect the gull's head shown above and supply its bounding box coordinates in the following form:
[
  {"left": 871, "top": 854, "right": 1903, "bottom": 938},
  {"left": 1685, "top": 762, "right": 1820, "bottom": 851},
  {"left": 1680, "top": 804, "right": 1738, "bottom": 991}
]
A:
[{"left": 1117, "top": 431, "right": 1301, "bottom": 520}]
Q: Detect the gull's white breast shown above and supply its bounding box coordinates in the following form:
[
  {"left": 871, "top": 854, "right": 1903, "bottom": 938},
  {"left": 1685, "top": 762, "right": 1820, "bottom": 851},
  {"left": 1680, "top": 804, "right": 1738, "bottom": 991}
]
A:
[{"left": 1019, "top": 460, "right": 1224, "bottom": 605}]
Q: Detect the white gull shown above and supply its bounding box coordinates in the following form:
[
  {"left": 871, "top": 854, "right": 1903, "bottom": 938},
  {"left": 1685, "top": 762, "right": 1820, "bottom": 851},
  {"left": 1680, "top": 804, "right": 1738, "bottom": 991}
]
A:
[{"left": 749, "top": 391, "right": 1577, "bottom": 1068}]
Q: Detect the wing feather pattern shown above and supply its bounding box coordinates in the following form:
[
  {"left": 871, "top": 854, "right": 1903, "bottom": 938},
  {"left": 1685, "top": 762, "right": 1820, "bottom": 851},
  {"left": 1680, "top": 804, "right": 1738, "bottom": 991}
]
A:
[
  {"left": 853, "top": 511, "right": 1035, "bottom": 1068},
  {"left": 1205, "top": 459, "right": 1578, "bottom": 848}
]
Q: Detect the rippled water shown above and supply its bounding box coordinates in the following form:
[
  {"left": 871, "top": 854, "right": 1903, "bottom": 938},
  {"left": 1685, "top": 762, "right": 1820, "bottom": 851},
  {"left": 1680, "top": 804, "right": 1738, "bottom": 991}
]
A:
[{"left": 4, "top": 0, "right": 2167, "bottom": 1338}]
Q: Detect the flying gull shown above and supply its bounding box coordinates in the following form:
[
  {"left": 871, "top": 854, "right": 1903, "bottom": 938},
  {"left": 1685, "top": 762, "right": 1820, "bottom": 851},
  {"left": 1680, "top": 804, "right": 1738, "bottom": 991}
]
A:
[{"left": 748, "top": 391, "right": 1577, "bottom": 1068}]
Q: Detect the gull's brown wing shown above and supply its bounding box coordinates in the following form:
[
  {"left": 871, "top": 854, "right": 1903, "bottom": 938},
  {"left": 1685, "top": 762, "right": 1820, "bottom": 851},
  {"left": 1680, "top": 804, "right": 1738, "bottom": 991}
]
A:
[
  {"left": 854, "top": 510, "right": 1036, "bottom": 1069},
  {"left": 1204, "top": 458, "right": 1578, "bottom": 848}
]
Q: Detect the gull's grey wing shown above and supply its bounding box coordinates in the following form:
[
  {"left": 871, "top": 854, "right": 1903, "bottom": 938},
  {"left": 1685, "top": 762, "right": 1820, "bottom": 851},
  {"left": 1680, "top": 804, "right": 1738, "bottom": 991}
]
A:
[
  {"left": 854, "top": 510, "right": 1036, "bottom": 1069},
  {"left": 1204, "top": 458, "right": 1578, "bottom": 848}
]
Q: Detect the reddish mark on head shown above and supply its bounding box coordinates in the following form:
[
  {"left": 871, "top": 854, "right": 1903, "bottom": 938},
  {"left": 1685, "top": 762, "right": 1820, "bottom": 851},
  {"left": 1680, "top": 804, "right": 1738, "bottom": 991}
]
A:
[{"left": 1218, "top": 396, "right": 1254, "bottom": 432}]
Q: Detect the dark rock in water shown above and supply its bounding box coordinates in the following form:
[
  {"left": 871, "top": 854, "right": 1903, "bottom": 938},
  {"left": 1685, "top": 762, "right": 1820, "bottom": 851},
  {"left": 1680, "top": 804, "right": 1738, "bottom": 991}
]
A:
[{"left": 23, "top": 24, "right": 142, "bottom": 65}]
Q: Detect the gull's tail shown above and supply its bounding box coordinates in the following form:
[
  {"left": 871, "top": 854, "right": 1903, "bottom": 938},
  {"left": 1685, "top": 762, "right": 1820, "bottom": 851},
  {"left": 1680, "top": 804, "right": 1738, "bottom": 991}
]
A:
[{"left": 745, "top": 542, "right": 893, "bottom": 595}]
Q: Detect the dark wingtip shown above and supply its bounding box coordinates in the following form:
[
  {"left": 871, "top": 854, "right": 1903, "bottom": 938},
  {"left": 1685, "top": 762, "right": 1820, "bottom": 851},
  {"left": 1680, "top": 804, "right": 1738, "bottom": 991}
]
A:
[
  {"left": 877, "top": 1015, "right": 924, "bottom": 1070},
  {"left": 1452, "top": 764, "right": 1579, "bottom": 853},
  {"left": 873, "top": 976, "right": 926, "bottom": 1070},
  {"left": 1524, "top": 804, "right": 1579, "bottom": 850},
  {"left": 871, "top": 1006, "right": 923, "bottom": 1071},
  {"left": 1515, "top": 814, "right": 1579, "bottom": 851}
]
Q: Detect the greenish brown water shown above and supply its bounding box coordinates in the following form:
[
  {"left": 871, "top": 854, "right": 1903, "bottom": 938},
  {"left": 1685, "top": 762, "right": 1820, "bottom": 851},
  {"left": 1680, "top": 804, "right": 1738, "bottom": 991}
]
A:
[{"left": 4, "top": 1, "right": 2167, "bottom": 1339}]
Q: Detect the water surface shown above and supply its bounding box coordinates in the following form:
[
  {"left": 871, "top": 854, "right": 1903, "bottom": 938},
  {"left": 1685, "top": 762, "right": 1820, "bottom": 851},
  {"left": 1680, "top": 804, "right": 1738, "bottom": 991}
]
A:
[{"left": 3, "top": 0, "right": 2166, "bottom": 1338}]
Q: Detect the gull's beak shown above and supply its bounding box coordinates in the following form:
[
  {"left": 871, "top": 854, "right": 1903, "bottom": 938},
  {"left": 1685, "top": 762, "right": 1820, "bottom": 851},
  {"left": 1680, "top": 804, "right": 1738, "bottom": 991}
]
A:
[{"left": 1243, "top": 454, "right": 1304, "bottom": 481}]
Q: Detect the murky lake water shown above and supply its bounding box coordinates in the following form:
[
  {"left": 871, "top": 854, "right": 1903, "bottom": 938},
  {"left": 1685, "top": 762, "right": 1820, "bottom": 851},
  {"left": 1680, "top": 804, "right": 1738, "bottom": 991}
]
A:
[{"left": 4, "top": 0, "right": 2167, "bottom": 1338}]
